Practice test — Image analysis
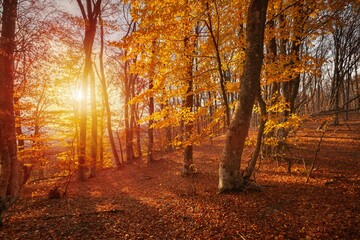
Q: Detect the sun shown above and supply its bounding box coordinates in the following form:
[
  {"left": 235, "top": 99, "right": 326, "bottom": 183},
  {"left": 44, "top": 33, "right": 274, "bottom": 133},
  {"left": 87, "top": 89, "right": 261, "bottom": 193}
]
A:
[{"left": 74, "top": 89, "right": 83, "bottom": 101}]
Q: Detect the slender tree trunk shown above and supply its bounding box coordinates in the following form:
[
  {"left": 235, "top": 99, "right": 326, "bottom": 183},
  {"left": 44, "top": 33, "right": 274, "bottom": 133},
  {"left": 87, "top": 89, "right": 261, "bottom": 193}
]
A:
[
  {"left": 14, "top": 97, "right": 24, "bottom": 151},
  {"left": 183, "top": 75, "right": 194, "bottom": 175},
  {"left": 0, "top": 0, "right": 21, "bottom": 225},
  {"left": 76, "top": 0, "right": 102, "bottom": 180},
  {"left": 98, "top": 14, "right": 122, "bottom": 168},
  {"left": 263, "top": 17, "right": 278, "bottom": 157},
  {"left": 116, "top": 130, "right": 125, "bottom": 164},
  {"left": 278, "top": 0, "right": 303, "bottom": 148},
  {"left": 282, "top": 41, "right": 301, "bottom": 118},
  {"left": 89, "top": 68, "right": 97, "bottom": 177},
  {"left": 355, "top": 63, "right": 359, "bottom": 110},
  {"left": 331, "top": 37, "right": 341, "bottom": 126},
  {"left": 243, "top": 94, "right": 267, "bottom": 181},
  {"left": 124, "top": 58, "right": 134, "bottom": 162},
  {"left": 136, "top": 122, "right": 142, "bottom": 156},
  {"left": 147, "top": 40, "right": 156, "bottom": 163},
  {"left": 148, "top": 85, "right": 155, "bottom": 162},
  {"left": 130, "top": 76, "right": 136, "bottom": 158},
  {"left": 182, "top": 27, "right": 196, "bottom": 175},
  {"left": 99, "top": 102, "right": 105, "bottom": 170},
  {"left": 219, "top": 0, "right": 268, "bottom": 193},
  {"left": 205, "top": 2, "right": 230, "bottom": 126},
  {"left": 166, "top": 125, "right": 173, "bottom": 151}
]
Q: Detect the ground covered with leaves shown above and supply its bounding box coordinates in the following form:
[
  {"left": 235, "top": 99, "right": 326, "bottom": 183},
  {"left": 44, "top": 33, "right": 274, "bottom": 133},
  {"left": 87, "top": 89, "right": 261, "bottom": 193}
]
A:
[{"left": 1, "top": 117, "right": 359, "bottom": 239}]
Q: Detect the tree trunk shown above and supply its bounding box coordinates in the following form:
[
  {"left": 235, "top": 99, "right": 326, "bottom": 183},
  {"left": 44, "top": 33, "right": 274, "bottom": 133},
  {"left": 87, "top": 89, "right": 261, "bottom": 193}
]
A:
[
  {"left": 14, "top": 97, "right": 24, "bottom": 151},
  {"left": 356, "top": 63, "right": 359, "bottom": 111},
  {"left": 135, "top": 122, "right": 142, "bottom": 157},
  {"left": 124, "top": 57, "right": 134, "bottom": 162},
  {"left": 183, "top": 77, "right": 194, "bottom": 175},
  {"left": 89, "top": 68, "right": 97, "bottom": 177},
  {"left": 331, "top": 34, "right": 341, "bottom": 126},
  {"left": 219, "top": 0, "right": 268, "bottom": 193},
  {"left": 76, "top": 0, "right": 102, "bottom": 181},
  {"left": 148, "top": 84, "right": 155, "bottom": 163},
  {"left": 205, "top": 2, "right": 230, "bottom": 126},
  {"left": 147, "top": 40, "right": 156, "bottom": 163},
  {"left": 116, "top": 131, "right": 125, "bottom": 164},
  {"left": 98, "top": 14, "right": 122, "bottom": 168},
  {"left": 243, "top": 94, "right": 267, "bottom": 181},
  {"left": 0, "top": 0, "right": 21, "bottom": 225},
  {"left": 166, "top": 125, "right": 173, "bottom": 151},
  {"left": 99, "top": 102, "right": 105, "bottom": 170},
  {"left": 182, "top": 29, "right": 196, "bottom": 175},
  {"left": 130, "top": 75, "right": 137, "bottom": 159},
  {"left": 282, "top": 43, "right": 301, "bottom": 116}
]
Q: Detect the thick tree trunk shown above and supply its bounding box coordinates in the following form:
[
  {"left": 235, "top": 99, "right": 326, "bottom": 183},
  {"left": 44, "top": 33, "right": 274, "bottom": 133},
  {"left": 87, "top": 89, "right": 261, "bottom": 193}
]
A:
[
  {"left": 219, "top": 0, "right": 268, "bottom": 193},
  {"left": 0, "top": 0, "right": 21, "bottom": 225}
]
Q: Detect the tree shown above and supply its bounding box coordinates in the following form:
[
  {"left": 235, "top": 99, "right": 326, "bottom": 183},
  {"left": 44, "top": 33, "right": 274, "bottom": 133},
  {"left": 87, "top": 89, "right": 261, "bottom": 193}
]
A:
[
  {"left": 76, "top": 0, "right": 102, "bottom": 180},
  {"left": 12, "top": 0, "right": 57, "bottom": 180},
  {"left": 328, "top": 3, "right": 360, "bottom": 125},
  {"left": 182, "top": 32, "right": 195, "bottom": 175},
  {"left": 147, "top": 39, "right": 156, "bottom": 163},
  {"left": 203, "top": 1, "right": 231, "bottom": 127},
  {"left": 219, "top": 0, "right": 268, "bottom": 193},
  {"left": 97, "top": 13, "right": 122, "bottom": 168},
  {"left": 0, "top": 0, "right": 21, "bottom": 225},
  {"left": 123, "top": 50, "right": 136, "bottom": 162}
]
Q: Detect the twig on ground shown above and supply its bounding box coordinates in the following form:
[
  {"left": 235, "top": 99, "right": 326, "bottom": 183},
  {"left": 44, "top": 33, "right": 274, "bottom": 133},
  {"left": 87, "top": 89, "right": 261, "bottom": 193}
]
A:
[{"left": 306, "top": 120, "right": 328, "bottom": 183}]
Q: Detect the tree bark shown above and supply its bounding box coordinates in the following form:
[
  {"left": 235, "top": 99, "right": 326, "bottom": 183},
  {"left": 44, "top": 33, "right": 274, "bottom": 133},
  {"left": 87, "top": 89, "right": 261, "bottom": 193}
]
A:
[
  {"left": 89, "top": 68, "right": 97, "bottom": 177},
  {"left": 183, "top": 75, "right": 194, "bottom": 174},
  {"left": 76, "top": 0, "right": 102, "bottom": 180},
  {"left": 219, "top": 0, "right": 268, "bottom": 193},
  {"left": 124, "top": 57, "right": 134, "bottom": 162},
  {"left": 282, "top": 43, "right": 301, "bottom": 116},
  {"left": 243, "top": 94, "right": 267, "bottom": 181},
  {"left": 0, "top": 0, "right": 21, "bottom": 225},
  {"left": 205, "top": 2, "right": 230, "bottom": 127},
  {"left": 182, "top": 28, "right": 196, "bottom": 175},
  {"left": 147, "top": 40, "right": 156, "bottom": 163},
  {"left": 98, "top": 15, "right": 122, "bottom": 168}
]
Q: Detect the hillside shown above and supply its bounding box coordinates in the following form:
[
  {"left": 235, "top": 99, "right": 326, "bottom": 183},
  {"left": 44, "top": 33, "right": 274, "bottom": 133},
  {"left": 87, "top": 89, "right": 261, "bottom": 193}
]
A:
[{"left": 1, "top": 117, "right": 359, "bottom": 239}]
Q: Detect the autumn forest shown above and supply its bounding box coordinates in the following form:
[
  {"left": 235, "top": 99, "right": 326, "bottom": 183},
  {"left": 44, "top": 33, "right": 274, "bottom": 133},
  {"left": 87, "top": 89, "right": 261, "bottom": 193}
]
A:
[{"left": 0, "top": 0, "right": 359, "bottom": 239}]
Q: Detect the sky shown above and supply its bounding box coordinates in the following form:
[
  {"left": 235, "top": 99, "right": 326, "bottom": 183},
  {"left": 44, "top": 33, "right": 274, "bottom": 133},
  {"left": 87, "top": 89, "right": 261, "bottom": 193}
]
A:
[{"left": 56, "top": 0, "right": 81, "bottom": 16}]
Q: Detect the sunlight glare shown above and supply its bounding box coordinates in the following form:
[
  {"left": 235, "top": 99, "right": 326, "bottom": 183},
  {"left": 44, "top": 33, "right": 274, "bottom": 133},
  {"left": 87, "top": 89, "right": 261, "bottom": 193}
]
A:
[{"left": 74, "top": 89, "right": 82, "bottom": 101}]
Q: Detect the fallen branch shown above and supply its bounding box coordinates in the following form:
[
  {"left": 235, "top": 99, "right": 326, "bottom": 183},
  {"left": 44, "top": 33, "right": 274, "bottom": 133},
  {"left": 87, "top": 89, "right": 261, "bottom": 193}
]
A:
[
  {"left": 41, "top": 209, "right": 125, "bottom": 220},
  {"left": 311, "top": 107, "right": 360, "bottom": 117},
  {"left": 306, "top": 120, "right": 328, "bottom": 183}
]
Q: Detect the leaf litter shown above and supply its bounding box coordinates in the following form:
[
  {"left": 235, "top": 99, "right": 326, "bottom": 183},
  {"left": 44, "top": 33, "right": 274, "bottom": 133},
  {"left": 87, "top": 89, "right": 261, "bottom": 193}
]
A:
[{"left": 0, "top": 118, "right": 359, "bottom": 239}]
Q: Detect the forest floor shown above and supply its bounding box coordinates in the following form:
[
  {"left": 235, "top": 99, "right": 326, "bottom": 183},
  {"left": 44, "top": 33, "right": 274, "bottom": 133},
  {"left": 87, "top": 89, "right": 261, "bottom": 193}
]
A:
[{"left": 1, "top": 116, "right": 359, "bottom": 239}]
